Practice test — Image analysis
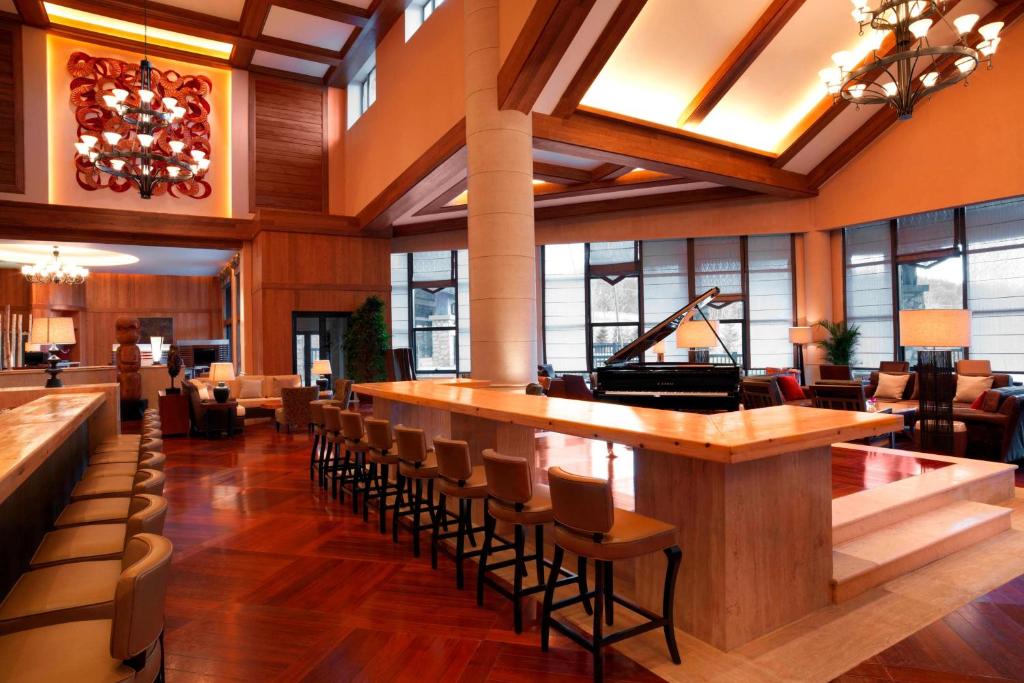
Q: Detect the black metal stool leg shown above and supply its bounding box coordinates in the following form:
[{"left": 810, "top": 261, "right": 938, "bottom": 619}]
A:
[
  {"left": 477, "top": 508, "right": 495, "bottom": 606},
  {"left": 412, "top": 478, "right": 423, "bottom": 557},
  {"left": 663, "top": 546, "right": 682, "bottom": 664},
  {"left": 455, "top": 498, "right": 468, "bottom": 589},
  {"left": 604, "top": 559, "right": 614, "bottom": 626},
  {"left": 309, "top": 432, "right": 319, "bottom": 480},
  {"left": 578, "top": 556, "right": 593, "bottom": 615},
  {"left": 391, "top": 473, "right": 406, "bottom": 544},
  {"left": 513, "top": 523, "right": 525, "bottom": 633},
  {"left": 431, "top": 492, "right": 447, "bottom": 570},
  {"left": 592, "top": 559, "right": 605, "bottom": 682},
  {"left": 540, "top": 544, "right": 564, "bottom": 652},
  {"left": 378, "top": 463, "right": 390, "bottom": 534},
  {"left": 534, "top": 524, "right": 545, "bottom": 586}
]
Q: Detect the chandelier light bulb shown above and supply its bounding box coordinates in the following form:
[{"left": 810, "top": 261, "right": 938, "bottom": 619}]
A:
[
  {"left": 169, "top": 140, "right": 185, "bottom": 154},
  {"left": 909, "top": 1, "right": 926, "bottom": 18},
  {"left": 74, "top": 142, "right": 90, "bottom": 155},
  {"left": 113, "top": 88, "right": 129, "bottom": 103},
  {"left": 953, "top": 13, "right": 979, "bottom": 35},
  {"left": 80, "top": 134, "right": 98, "bottom": 148},
  {"left": 198, "top": 158, "right": 211, "bottom": 171},
  {"left": 978, "top": 21, "right": 1003, "bottom": 41},
  {"left": 103, "top": 131, "right": 122, "bottom": 145},
  {"left": 831, "top": 51, "right": 855, "bottom": 69},
  {"left": 161, "top": 97, "right": 178, "bottom": 111},
  {"left": 849, "top": 83, "right": 867, "bottom": 99},
  {"left": 172, "top": 106, "right": 186, "bottom": 119},
  {"left": 920, "top": 71, "right": 939, "bottom": 88},
  {"left": 190, "top": 164, "right": 199, "bottom": 175},
  {"left": 138, "top": 89, "right": 155, "bottom": 104},
  {"left": 137, "top": 133, "right": 154, "bottom": 148},
  {"left": 882, "top": 81, "right": 899, "bottom": 98},
  {"left": 102, "top": 94, "right": 118, "bottom": 108},
  {"left": 909, "top": 18, "right": 932, "bottom": 39},
  {"left": 190, "top": 149, "right": 206, "bottom": 161},
  {"left": 955, "top": 56, "right": 976, "bottom": 74},
  {"left": 110, "top": 159, "right": 126, "bottom": 171},
  {"left": 978, "top": 37, "right": 1000, "bottom": 57},
  {"left": 167, "top": 166, "right": 181, "bottom": 178},
  {"left": 88, "top": 150, "right": 98, "bottom": 162}
]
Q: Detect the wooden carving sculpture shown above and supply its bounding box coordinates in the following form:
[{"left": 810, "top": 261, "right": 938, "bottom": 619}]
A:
[{"left": 116, "top": 317, "right": 142, "bottom": 402}]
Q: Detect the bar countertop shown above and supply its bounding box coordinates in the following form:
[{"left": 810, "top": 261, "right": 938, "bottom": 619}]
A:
[
  {"left": 354, "top": 380, "right": 904, "bottom": 463},
  {"left": 0, "top": 393, "right": 105, "bottom": 504}
]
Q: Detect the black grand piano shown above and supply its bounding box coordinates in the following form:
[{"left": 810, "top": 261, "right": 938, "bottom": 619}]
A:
[{"left": 592, "top": 287, "right": 741, "bottom": 412}]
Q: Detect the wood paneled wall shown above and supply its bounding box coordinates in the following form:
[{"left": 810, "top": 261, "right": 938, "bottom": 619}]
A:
[
  {"left": 247, "top": 230, "right": 390, "bottom": 375},
  {"left": 0, "top": 20, "right": 23, "bottom": 194},
  {"left": 250, "top": 74, "right": 326, "bottom": 213},
  {"left": 0, "top": 270, "right": 30, "bottom": 314}
]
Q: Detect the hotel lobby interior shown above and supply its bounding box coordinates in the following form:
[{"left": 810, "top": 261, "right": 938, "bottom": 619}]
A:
[{"left": 2, "top": 0, "right": 1024, "bottom": 681}]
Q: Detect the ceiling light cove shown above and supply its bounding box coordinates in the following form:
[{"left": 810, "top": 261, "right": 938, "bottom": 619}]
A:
[
  {"left": 43, "top": 3, "right": 234, "bottom": 59},
  {"left": 0, "top": 243, "right": 139, "bottom": 268}
]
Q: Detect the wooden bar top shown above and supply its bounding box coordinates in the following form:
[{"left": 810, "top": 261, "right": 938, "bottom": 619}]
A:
[
  {"left": 0, "top": 393, "right": 105, "bottom": 504},
  {"left": 354, "top": 381, "right": 904, "bottom": 463}
]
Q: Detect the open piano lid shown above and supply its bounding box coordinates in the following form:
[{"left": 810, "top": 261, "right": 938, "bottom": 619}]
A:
[{"left": 603, "top": 287, "right": 721, "bottom": 365}]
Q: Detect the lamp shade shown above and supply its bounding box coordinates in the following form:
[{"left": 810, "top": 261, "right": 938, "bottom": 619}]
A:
[
  {"left": 789, "top": 326, "right": 814, "bottom": 344},
  {"left": 899, "top": 309, "right": 972, "bottom": 347},
  {"left": 209, "top": 362, "right": 236, "bottom": 383},
  {"left": 28, "top": 317, "right": 76, "bottom": 346},
  {"left": 311, "top": 359, "right": 333, "bottom": 375},
  {"left": 149, "top": 336, "right": 163, "bottom": 362},
  {"left": 675, "top": 320, "right": 720, "bottom": 348}
]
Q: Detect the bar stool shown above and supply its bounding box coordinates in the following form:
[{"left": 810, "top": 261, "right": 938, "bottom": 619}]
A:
[
  {"left": 320, "top": 405, "right": 349, "bottom": 495},
  {"left": 84, "top": 452, "right": 165, "bottom": 479},
  {"left": 431, "top": 437, "right": 487, "bottom": 589},
  {"left": 542, "top": 467, "right": 682, "bottom": 680},
  {"left": 364, "top": 418, "right": 402, "bottom": 535},
  {"left": 70, "top": 469, "right": 165, "bottom": 502},
  {"left": 89, "top": 439, "right": 163, "bottom": 467},
  {"left": 478, "top": 450, "right": 591, "bottom": 634},
  {"left": 339, "top": 411, "right": 371, "bottom": 515},
  {"left": 308, "top": 400, "right": 337, "bottom": 482},
  {"left": 55, "top": 493, "right": 147, "bottom": 529},
  {"left": 393, "top": 426, "right": 440, "bottom": 557}
]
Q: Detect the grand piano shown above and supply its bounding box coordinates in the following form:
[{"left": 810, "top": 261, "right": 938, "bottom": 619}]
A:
[{"left": 592, "top": 287, "right": 741, "bottom": 412}]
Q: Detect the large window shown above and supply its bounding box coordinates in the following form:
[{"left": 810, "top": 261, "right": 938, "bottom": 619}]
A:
[
  {"left": 844, "top": 196, "right": 1024, "bottom": 375},
  {"left": 406, "top": 0, "right": 445, "bottom": 40},
  {"left": 542, "top": 236, "right": 795, "bottom": 373},
  {"left": 391, "top": 250, "right": 470, "bottom": 375}
]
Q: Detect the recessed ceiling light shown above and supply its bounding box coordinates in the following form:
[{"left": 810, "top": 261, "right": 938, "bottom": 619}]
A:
[{"left": 0, "top": 243, "right": 139, "bottom": 267}]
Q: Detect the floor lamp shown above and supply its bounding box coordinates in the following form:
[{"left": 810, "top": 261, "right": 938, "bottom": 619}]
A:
[
  {"left": 676, "top": 320, "right": 720, "bottom": 363},
  {"left": 788, "top": 326, "right": 814, "bottom": 384},
  {"left": 899, "top": 309, "right": 971, "bottom": 455}
]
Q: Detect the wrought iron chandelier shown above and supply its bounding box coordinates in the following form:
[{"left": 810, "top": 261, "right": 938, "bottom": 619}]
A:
[
  {"left": 819, "top": 1, "right": 1004, "bottom": 120},
  {"left": 73, "top": 0, "right": 209, "bottom": 198},
  {"left": 21, "top": 247, "right": 89, "bottom": 286}
]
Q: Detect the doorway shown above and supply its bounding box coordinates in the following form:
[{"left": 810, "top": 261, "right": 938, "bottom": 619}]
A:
[{"left": 292, "top": 312, "right": 348, "bottom": 386}]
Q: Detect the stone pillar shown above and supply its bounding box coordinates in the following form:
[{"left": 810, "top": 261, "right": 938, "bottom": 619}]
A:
[
  {"left": 802, "top": 230, "right": 834, "bottom": 383},
  {"left": 464, "top": 0, "right": 537, "bottom": 386}
]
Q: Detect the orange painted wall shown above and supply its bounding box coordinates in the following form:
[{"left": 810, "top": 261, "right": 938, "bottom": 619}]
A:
[
  {"left": 46, "top": 34, "right": 233, "bottom": 217},
  {"left": 343, "top": 0, "right": 466, "bottom": 215},
  {"left": 500, "top": 0, "right": 537, "bottom": 64}
]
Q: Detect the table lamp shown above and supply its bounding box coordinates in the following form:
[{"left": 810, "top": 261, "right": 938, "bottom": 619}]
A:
[
  {"left": 29, "top": 317, "right": 76, "bottom": 387},
  {"left": 652, "top": 340, "right": 666, "bottom": 363},
  {"left": 676, "top": 319, "right": 719, "bottom": 363},
  {"left": 149, "top": 336, "right": 163, "bottom": 365},
  {"left": 788, "top": 326, "right": 814, "bottom": 382},
  {"left": 311, "top": 358, "right": 332, "bottom": 391},
  {"left": 899, "top": 309, "right": 971, "bottom": 454},
  {"left": 208, "top": 362, "right": 235, "bottom": 403}
]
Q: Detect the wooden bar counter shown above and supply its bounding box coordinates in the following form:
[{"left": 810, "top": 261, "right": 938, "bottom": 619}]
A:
[
  {"left": 356, "top": 380, "right": 903, "bottom": 651},
  {"left": 0, "top": 393, "right": 107, "bottom": 595}
]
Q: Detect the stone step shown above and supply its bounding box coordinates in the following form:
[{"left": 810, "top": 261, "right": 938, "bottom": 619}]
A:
[{"left": 831, "top": 499, "right": 1011, "bottom": 603}]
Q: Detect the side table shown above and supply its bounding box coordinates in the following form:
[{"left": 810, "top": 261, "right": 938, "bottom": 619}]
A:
[
  {"left": 205, "top": 401, "right": 240, "bottom": 439},
  {"left": 158, "top": 390, "right": 190, "bottom": 437}
]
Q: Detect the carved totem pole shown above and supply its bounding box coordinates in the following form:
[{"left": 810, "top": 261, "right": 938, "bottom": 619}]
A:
[{"left": 115, "top": 317, "right": 142, "bottom": 411}]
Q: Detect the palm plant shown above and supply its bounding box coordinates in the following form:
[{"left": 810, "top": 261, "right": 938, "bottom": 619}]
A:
[{"left": 815, "top": 320, "right": 861, "bottom": 366}]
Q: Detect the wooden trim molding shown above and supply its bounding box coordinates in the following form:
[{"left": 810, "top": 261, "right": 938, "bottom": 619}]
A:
[
  {"left": 680, "top": 0, "right": 805, "bottom": 126},
  {"left": 498, "top": 0, "right": 597, "bottom": 113},
  {"left": 329, "top": 0, "right": 407, "bottom": 87},
  {"left": 11, "top": 0, "right": 47, "bottom": 27},
  {"left": 551, "top": 0, "right": 646, "bottom": 118}
]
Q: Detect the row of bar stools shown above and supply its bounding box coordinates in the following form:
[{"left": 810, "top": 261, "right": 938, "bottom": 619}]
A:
[
  {"left": 392, "top": 425, "right": 449, "bottom": 558},
  {"left": 542, "top": 466, "right": 682, "bottom": 681},
  {"left": 311, "top": 400, "right": 342, "bottom": 489},
  {"left": 431, "top": 438, "right": 487, "bottom": 589},
  {"left": 340, "top": 411, "right": 371, "bottom": 515},
  {"left": 477, "top": 449, "right": 591, "bottom": 633},
  {"left": 363, "top": 418, "right": 402, "bottom": 534}
]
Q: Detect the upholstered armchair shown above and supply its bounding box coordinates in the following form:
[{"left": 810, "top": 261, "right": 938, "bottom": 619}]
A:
[{"left": 275, "top": 386, "right": 319, "bottom": 433}]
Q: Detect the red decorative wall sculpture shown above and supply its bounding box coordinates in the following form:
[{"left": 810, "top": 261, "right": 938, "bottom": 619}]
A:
[{"left": 67, "top": 52, "right": 214, "bottom": 199}]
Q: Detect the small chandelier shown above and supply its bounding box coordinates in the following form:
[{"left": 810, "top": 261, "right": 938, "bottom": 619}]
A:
[
  {"left": 73, "top": 0, "right": 210, "bottom": 198},
  {"left": 21, "top": 247, "right": 89, "bottom": 286},
  {"left": 820, "top": 1, "right": 1004, "bottom": 120}
]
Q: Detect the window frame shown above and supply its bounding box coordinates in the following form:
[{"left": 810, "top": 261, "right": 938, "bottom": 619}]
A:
[{"left": 406, "top": 251, "right": 462, "bottom": 376}]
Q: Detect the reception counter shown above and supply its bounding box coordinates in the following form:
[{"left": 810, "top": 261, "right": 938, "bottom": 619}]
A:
[
  {"left": 0, "top": 392, "right": 114, "bottom": 594},
  {"left": 355, "top": 380, "right": 903, "bottom": 650}
]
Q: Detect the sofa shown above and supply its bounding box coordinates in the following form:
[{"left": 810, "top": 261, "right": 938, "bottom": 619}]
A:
[{"left": 190, "top": 374, "right": 303, "bottom": 412}]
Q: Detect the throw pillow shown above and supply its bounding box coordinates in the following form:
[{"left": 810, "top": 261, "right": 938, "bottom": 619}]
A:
[
  {"left": 953, "top": 374, "right": 994, "bottom": 404},
  {"left": 197, "top": 384, "right": 211, "bottom": 401},
  {"left": 272, "top": 375, "right": 300, "bottom": 397},
  {"left": 776, "top": 375, "right": 805, "bottom": 402},
  {"left": 240, "top": 378, "right": 263, "bottom": 399},
  {"left": 981, "top": 389, "right": 1002, "bottom": 413},
  {"left": 970, "top": 392, "right": 985, "bottom": 410},
  {"left": 874, "top": 372, "right": 910, "bottom": 400}
]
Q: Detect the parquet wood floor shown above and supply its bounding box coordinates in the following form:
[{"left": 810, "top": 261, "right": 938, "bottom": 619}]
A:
[{"left": 149, "top": 421, "right": 1018, "bottom": 682}]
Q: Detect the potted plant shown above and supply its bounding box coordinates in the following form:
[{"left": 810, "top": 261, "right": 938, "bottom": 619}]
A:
[
  {"left": 344, "top": 296, "right": 390, "bottom": 390},
  {"left": 815, "top": 320, "right": 861, "bottom": 366}
]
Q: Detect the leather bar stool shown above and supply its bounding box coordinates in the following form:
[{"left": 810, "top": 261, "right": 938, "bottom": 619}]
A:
[
  {"left": 30, "top": 495, "right": 167, "bottom": 569},
  {"left": 478, "top": 450, "right": 591, "bottom": 634},
  {"left": 321, "top": 405, "right": 357, "bottom": 496},
  {"left": 393, "top": 425, "right": 440, "bottom": 557},
  {"left": 55, "top": 491, "right": 153, "bottom": 529},
  {"left": 339, "top": 411, "right": 371, "bottom": 515},
  {"left": 0, "top": 529, "right": 173, "bottom": 635},
  {"left": 308, "top": 400, "right": 333, "bottom": 482},
  {"left": 431, "top": 437, "right": 487, "bottom": 589},
  {"left": 364, "top": 418, "right": 402, "bottom": 535},
  {"left": 70, "top": 469, "right": 165, "bottom": 502},
  {"left": 0, "top": 533, "right": 171, "bottom": 683},
  {"left": 84, "top": 452, "right": 165, "bottom": 479},
  {"left": 89, "top": 439, "right": 162, "bottom": 466},
  {"left": 542, "top": 467, "right": 682, "bottom": 680}
]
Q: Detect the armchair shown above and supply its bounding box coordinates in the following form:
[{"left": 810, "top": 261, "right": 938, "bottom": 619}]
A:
[{"left": 275, "top": 386, "right": 319, "bottom": 433}]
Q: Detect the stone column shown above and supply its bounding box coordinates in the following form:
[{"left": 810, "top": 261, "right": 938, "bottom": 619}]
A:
[
  {"left": 802, "top": 230, "right": 834, "bottom": 383},
  {"left": 464, "top": 0, "right": 537, "bottom": 386}
]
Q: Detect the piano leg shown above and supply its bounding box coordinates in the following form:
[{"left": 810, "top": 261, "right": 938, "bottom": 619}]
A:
[{"left": 606, "top": 441, "right": 615, "bottom": 458}]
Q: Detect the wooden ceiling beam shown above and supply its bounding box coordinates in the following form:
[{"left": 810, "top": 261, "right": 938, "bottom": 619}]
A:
[
  {"left": 680, "top": 0, "right": 805, "bottom": 127},
  {"left": 270, "top": 0, "right": 371, "bottom": 28},
  {"left": 12, "top": 0, "right": 48, "bottom": 27},
  {"left": 590, "top": 162, "right": 631, "bottom": 180},
  {"left": 498, "top": 0, "right": 597, "bottom": 113},
  {"left": 534, "top": 110, "right": 815, "bottom": 197},
  {"left": 533, "top": 161, "right": 592, "bottom": 184},
  {"left": 550, "top": 0, "right": 646, "bottom": 118},
  {"left": 329, "top": 0, "right": 406, "bottom": 87},
  {"left": 234, "top": 0, "right": 272, "bottom": 66}
]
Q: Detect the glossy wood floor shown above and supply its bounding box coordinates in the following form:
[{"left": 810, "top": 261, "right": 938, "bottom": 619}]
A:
[{"left": 150, "top": 421, "right": 1019, "bottom": 682}]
